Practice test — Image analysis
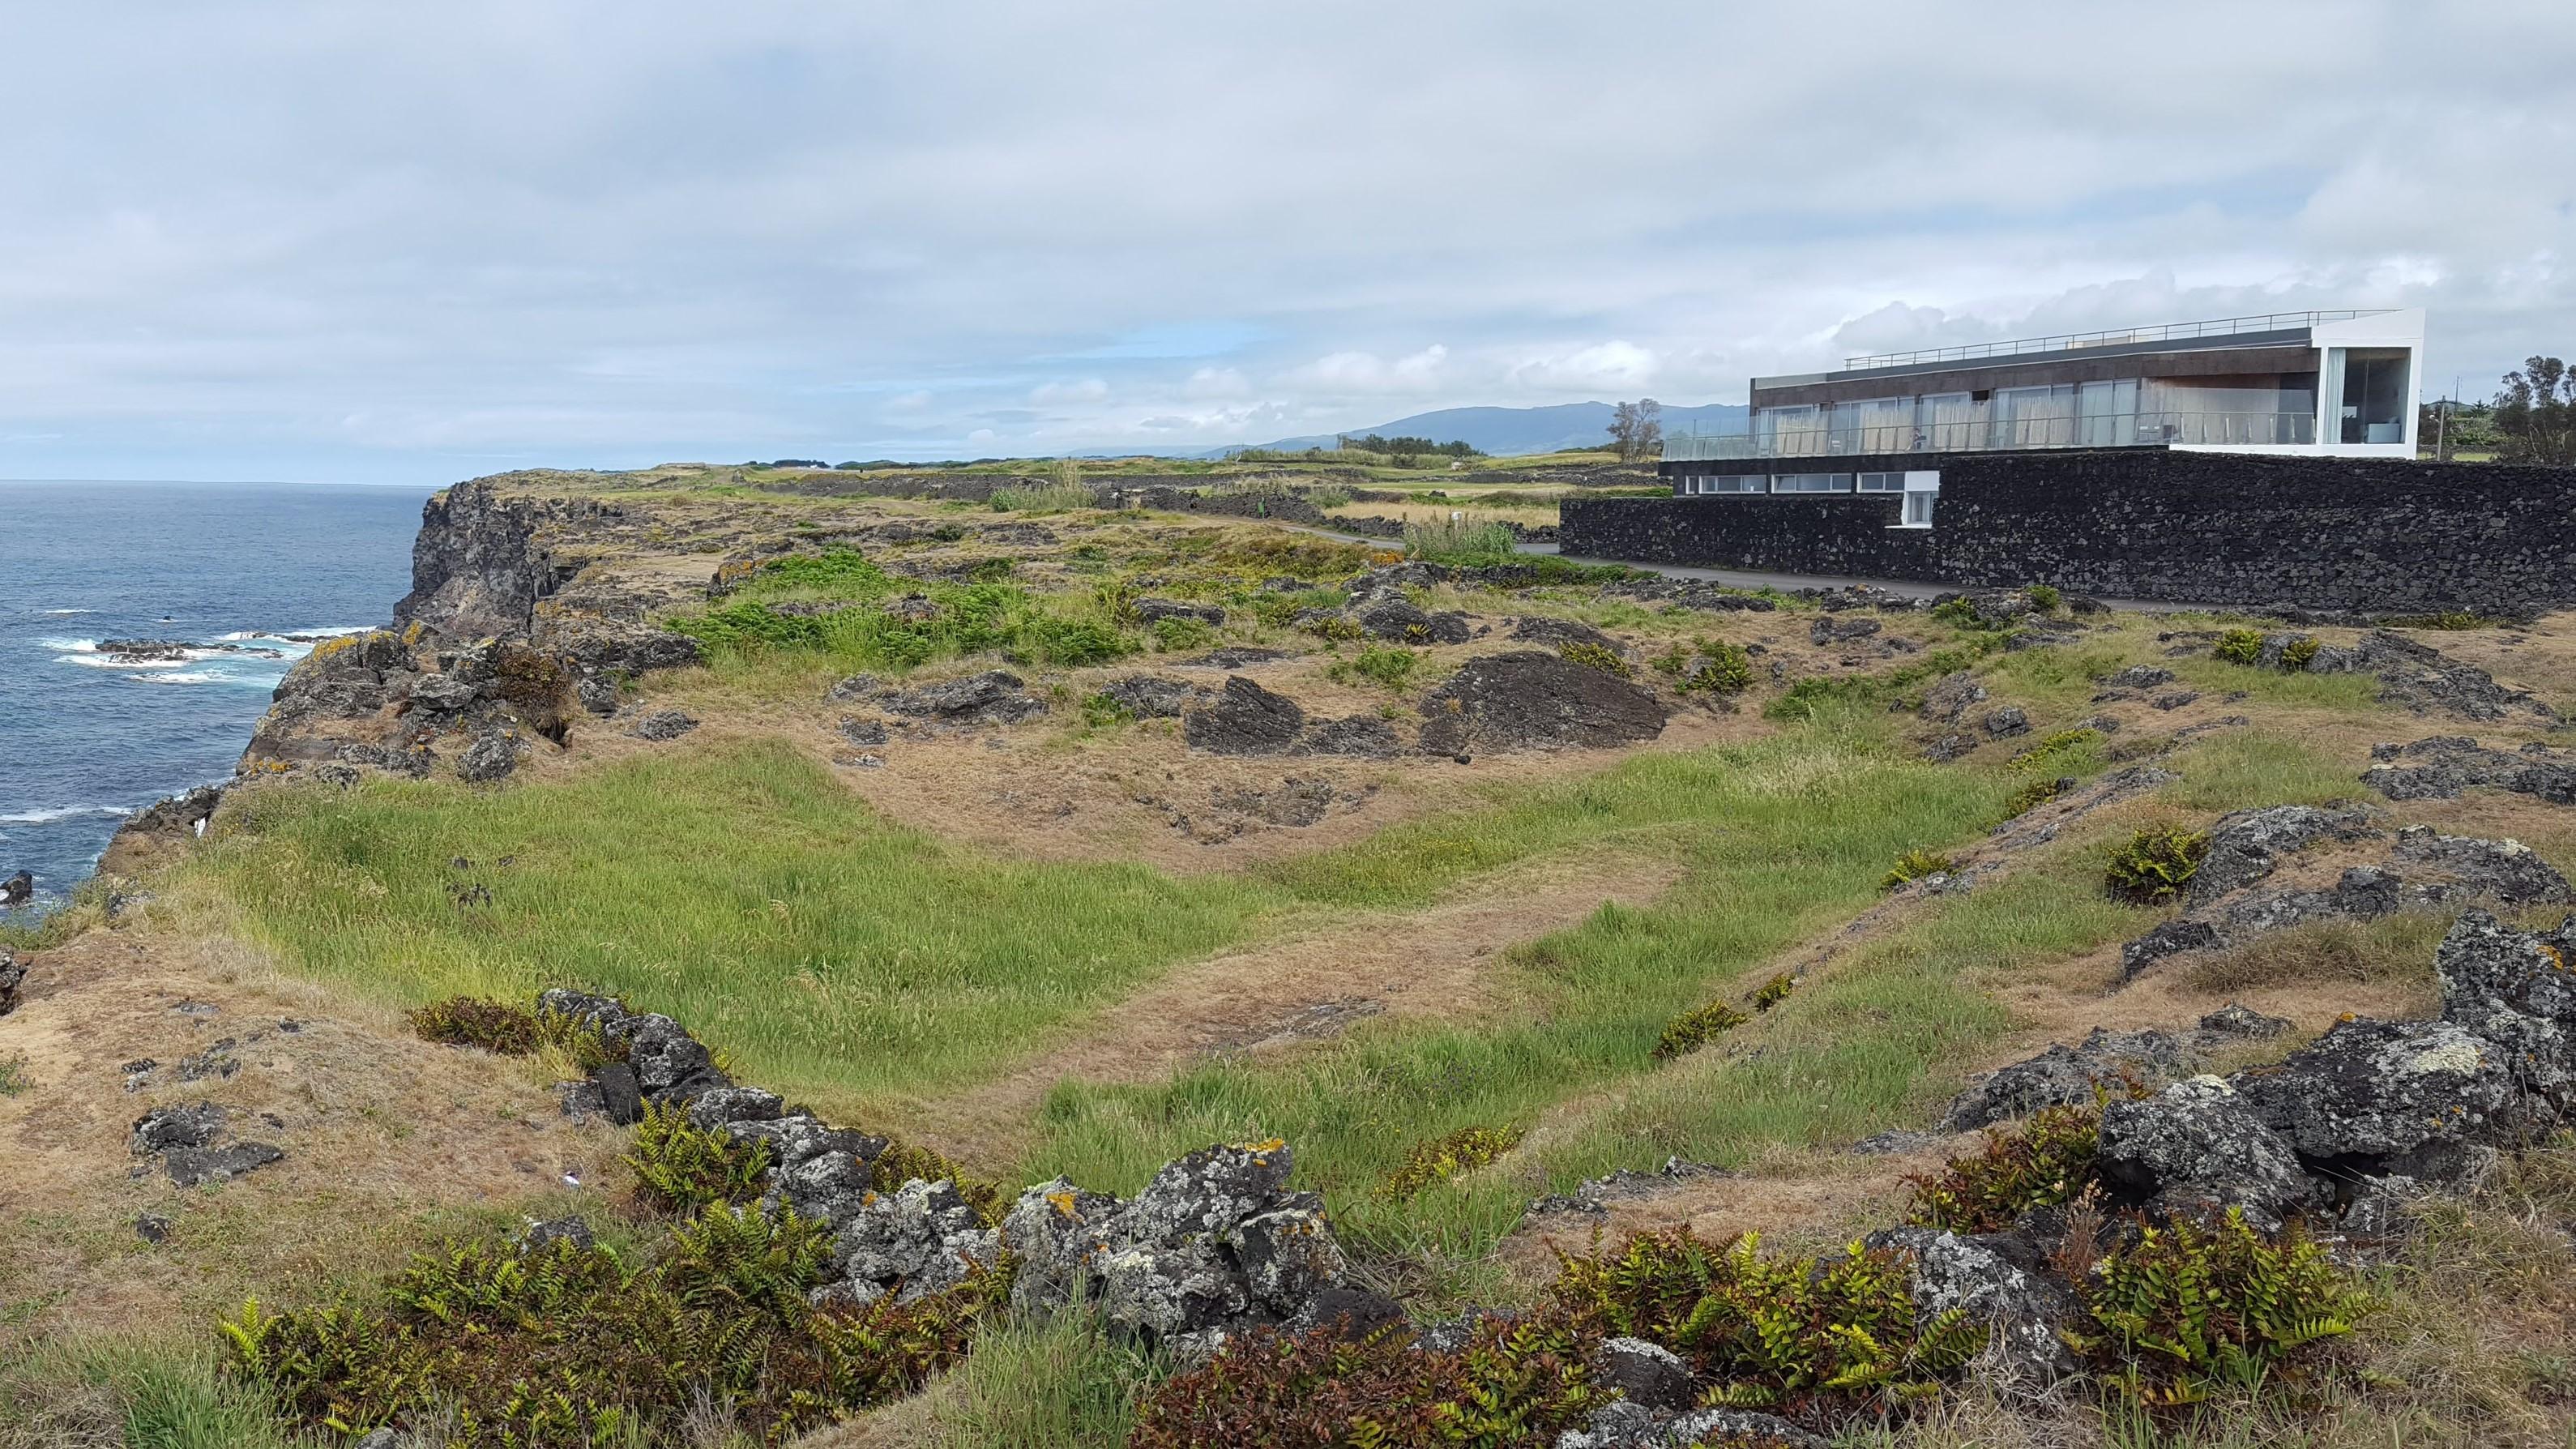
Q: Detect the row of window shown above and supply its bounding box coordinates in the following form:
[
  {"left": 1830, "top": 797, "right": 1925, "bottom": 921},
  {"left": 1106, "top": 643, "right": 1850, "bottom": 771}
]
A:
[{"left": 1677, "top": 472, "right": 1911, "bottom": 494}]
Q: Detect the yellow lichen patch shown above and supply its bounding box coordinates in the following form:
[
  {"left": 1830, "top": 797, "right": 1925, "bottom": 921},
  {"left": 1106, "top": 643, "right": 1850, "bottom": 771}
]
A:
[{"left": 1047, "top": 1190, "right": 1079, "bottom": 1218}]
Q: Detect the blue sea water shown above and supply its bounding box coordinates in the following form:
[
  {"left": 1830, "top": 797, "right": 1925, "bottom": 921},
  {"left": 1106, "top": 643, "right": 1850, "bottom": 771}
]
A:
[{"left": 0, "top": 480, "right": 432, "bottom": 916}]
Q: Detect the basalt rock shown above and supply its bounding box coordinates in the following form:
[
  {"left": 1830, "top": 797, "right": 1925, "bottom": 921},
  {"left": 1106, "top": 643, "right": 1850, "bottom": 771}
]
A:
[
  {"left": 876, "top": 670, "right": 1047, "bottom": 726},
  {"left": 1863, "top": 1226, "right": 2081, "bottom": 1383},
  {"left": 1096, "top": 674, "right": 1199, "bottom": 719},
  {"left": 1917, "top": 672, "right": 1988, "bottom": 724},
  {"left": 2233, "top": 1017, "right": 2514, "bottom": 1185},
  {"left": 631, "top": 709, "right": 698, "bottom": 742},
  {"left": 2348, "top": 630, "right": 2557, "bottom": 724},
  {"left": 1302, "top": 715, "right": 1403, "bottom": 757},
  {"left": 1355, "top": 598, "right": 1472, "bottom": 644},
  {"left": 1509, "top": 617, "right": 1623, "bottom": 653},
  {"left": 101, "top": 784, "right": 226, "bottom": 878},
  {"left": 456, "top": 731, "right": 524, "bottom": 783},
  {"left": 1978, "top": 706, "right": 2030, "bottom": 740},
  {"left": 1556, "top": 1404, "right": 1825, "bottom": 1449},
  {"left": 0, "top": 871, "right": 28, "bottom": 908},
  {"left": 0, "top": 949, "right": 22, "bottom": 1016},
  {"left": 2200, "top": 1002, "right": 2293, "bottom": 1039},
  {"left": 1416, "top": 652, "right": 1666, "bottom": 755},
  {"left": 1940, "top": 1028, "right": 2197, "bottom": 1131},
  {"left": 1134, "top": 598, "right": 1225, "bottom": 627},
  {"left": 1183, "top": 677, "right": 1308, "bottom": 755},
  {"left": 2189, "top": 804, "right": 2382, "bottom": 904},
  {"left": 2096, "top": 1076, "right": 2318, "bottom": 1233},
  {"left": 2434, "top": 909, "right": 2576, "bottom": 1113},
  {"left": 2363, "top": 736, "right": 2576, "bottom": 804},
  {"left": 826, "top": 1178, "right": 1001, "bottom": 1306}
]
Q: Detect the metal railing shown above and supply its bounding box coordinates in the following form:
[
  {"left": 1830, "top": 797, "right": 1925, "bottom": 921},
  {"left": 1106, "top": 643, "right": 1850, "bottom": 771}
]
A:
[
  {"left": 1661, "top": 410, "right": 2318, "bottom": 462},
  {"left": 1840, "top": 310, "right": 2395, "bottom": 372}
]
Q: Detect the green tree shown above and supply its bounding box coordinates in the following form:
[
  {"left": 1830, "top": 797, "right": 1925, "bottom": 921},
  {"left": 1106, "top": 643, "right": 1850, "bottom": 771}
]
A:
[
  {"left": 1607, "top": 399, "right": 1663, "bottom": 461},
  {"left": 2493, "top": 356, "right": 2576, "bottom": 464}
]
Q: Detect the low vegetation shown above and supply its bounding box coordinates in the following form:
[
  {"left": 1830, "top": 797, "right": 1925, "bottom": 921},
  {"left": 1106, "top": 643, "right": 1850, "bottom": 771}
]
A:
[
  {"left": 2077, "top": 1209, "right": 2373, "bottom": 1407},
  {"left": 1905, "top": 1102, "right": 2106, "bottom": 1233},
  {"left": 1403, "top": 517, "right": 1519, "bottom": 566},
  {"left": 623, "top": 1100, "right": 774, "bottom": 1215},
  {"left": 1882, "top": 847, "right": 1957, "bottom": 891},
  {"left": 220, "top": 1207, "right": 1000, "bottom": 1444},
  {"left": 2106, "top": 826, "right": 2213, "bottom": 904},
  {"left": 1377, "top": 1125, "right": 1526, "bottom": 1200},
  {"left": 1651, "top": 999, "right": 1751, "bottom": 1058}
]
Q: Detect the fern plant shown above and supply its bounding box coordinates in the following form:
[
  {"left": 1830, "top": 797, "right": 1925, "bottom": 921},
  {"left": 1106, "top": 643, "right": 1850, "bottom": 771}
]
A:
[
  {"left": 1881, "top": 848, "right": 1956, "bottom": 892},
  {"left": 1903, "top": 1101, "right": 2105, "bottom": 1234},
  {"left": 1652, "top": 1000, "right": 1751, "bottom": 1059},
  {"left": 2106, "top": 827, "right": 2211, "bottom": 904},
  {"left": 1553, "top": 1229, "right": 1985, "bottom": 1417},
  {"left": 623, "top": 1100, "right": 773, "bottom": 1215},
  {"left": 2074, "top": 1208, "right": 2374, "bottom": 1406}
]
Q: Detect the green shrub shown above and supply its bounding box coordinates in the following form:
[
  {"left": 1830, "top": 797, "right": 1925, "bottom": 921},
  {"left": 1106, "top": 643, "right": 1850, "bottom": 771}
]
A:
[
  {"left": 1151, "top": 615, "right": 1215, "bottom": 652},
  {"left": 623, "top": 1100, "right": 774, "bottom": 1215},
  {"left": 758, "top": 549, "right": 898, "bottom": 593},
  {"left": 1649, "top": 644, "right": 1689, "bottom": 677},
  {"left": 2212, "top": 628, "right": 2265, "bottom": 665},
  {"left": 1749, "top": 973, "right": 1796, "bottom": 1011},
  {"left": 1378, "top": 1124, "right": 1525, "bottom": 1199},
  {"left": 1128, "top": 1306, "right": 1600, "bottom": 1449},
  {"left": 1305, "top": 485, "right": 1353, "bottom": 509},
  {"left": 673, "top": 601, "right": 833, "bottom": 653},
  {"left": 2000, "top": 776, "right": 2070, "bottom": 819},
  {"left": 407, "top": 996, "right": 541, "bottom": 1055},
  {"left": 1557, "top": 641, "right": 1630, "bottom": 677},
  {"left": 1880, "top": 848, "right": 1956, "bottom": 893},
  {"left": 2026, "top": 583, "right": 2063, "bottom": 612},
  {"left": 2010, "top": 728, "right": 2100, "bottom": 772},
  {"left": 0, "top": 1054, "right": 28, "bottom": 1096},
  {"left": 2281, "top": 635, "right": 2321, "bottom": 670},
  {"left": 1081, "top": 691, "right": 1134, "bottom": 729},
  {"left": 1930, "top": 597, "right": 1980, "bottom": 626},
  {"left": 2106, "top": 827, "right": 2211, "bottom": 904},
  {"left": 1331, "top": 643, "right": 1423, "bottom": 691},
  {"left": 1012, "top": 616, "right": 1129, "bottom": 669},
  {"left": 220, "top": 1205, "right": 999, "bottom": 1444},
  {"left": 2386, "top": 610, "right": 2489, "bottom": 630},
  {"left": 1307, "top": 614, "right": 1365, "bottom": 642},
  {"left": 1903, "top": 1102, "right": 2103, "bottom": 1233},
  {"left": 1684, "top": 643, "right": 1755, "bottom": 695},
  {"left": 1652, "top": 1000, "right": 1750, "bottom": 1059},
  {"left": 1403, "top": 518, "right": 1519, "bottom": 566},
  {"left": 2075, "top": 1208, "right": 2374, "bottom": 1407},
  {"left": 1553, "top": 1229, "right": 1985, "bottom": 1416}
]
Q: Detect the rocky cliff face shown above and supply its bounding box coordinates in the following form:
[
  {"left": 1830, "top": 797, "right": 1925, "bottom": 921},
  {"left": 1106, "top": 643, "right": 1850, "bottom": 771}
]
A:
[{"left": 393, "top": 477, "right": 609, "bottom": 641}]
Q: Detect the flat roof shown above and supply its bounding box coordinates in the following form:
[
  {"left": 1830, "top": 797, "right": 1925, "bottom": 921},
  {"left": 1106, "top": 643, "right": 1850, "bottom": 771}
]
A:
[{"left": 1754, "top": 309, "right": 2399, "bottom": 391}]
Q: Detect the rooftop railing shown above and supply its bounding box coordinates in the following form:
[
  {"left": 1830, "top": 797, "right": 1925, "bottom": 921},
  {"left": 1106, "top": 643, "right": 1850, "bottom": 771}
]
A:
[
  {"left": 1839, "top": 310, "right": 2398, "bottom": 372},
  {"left": 1661, "top": 410, "right": 2318, "bottom": 463}
]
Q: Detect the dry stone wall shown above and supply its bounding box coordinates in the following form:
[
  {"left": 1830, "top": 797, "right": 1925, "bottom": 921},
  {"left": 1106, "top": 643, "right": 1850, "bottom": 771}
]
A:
[{"left": 1561, "top": 453, "right": 2576, "bottom": 613}]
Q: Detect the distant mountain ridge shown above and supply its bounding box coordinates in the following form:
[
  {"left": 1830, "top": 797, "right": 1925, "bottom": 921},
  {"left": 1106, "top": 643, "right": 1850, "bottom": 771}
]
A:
[{"left": 1087, "top": 401, "right": 1749, "bottom": 460}]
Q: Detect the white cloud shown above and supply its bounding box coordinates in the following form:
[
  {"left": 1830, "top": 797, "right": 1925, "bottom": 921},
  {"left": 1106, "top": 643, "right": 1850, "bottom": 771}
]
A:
[{"left": 0, "top": 0, "right": 2566, "bottom": 475}]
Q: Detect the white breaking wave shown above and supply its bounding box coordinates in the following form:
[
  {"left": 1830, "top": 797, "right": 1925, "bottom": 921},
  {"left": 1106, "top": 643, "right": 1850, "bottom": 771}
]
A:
[
  {"left": 0, "top": 804, "right": 133, "bottom": 824},
  {"left": 57, "top": 653, "right": 160, "bottom": 670},
  {"left": 134, "top": 670, "right": 231, "bottom": 685},
  {"left": 41, "top": 608, "right": 95, "bottom": 615},
  {"left": 36, "top": 636, "right": 98, "bottom": 652}
]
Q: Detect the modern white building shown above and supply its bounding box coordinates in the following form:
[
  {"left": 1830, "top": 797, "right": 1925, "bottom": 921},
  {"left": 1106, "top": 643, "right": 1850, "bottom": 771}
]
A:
[{"left": 1664, "top": 309, "right": 2426, "bottom": 509}]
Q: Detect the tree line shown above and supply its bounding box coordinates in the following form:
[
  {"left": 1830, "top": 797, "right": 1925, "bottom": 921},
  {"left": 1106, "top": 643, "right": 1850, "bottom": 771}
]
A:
[{"left": 2422, "top": 355, "right": 2575, "bottom": 464}]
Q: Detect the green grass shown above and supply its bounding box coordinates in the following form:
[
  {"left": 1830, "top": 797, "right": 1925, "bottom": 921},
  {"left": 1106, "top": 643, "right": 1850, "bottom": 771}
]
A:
[
  {"left": 2159, "top": 730, "right": 2362, "bottom": 812},
  {"left": 673, "top": 549, "right": 1130, "bottom": 673},
  {"left": 1023, "top": 731, "right": 2019, "bottom": 1265},
  {"left": 930, "top": 1302, "right": 1169, "bottom": 1449},
  {"left": 191, "top": 742, "right": 1269, "bottom": 1113},
  {"left": 1402, "top": 517, "right": 1519, "bottom": 566},
  {"left": 0, "top": 1336, "right": 294, "bottom": 1449}
]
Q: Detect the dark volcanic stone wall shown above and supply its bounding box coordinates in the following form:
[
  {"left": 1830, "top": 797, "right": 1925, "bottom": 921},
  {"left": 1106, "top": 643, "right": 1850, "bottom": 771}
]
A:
[{"left": 1561, "top": 452, "right": 2576, "bottom": 612}]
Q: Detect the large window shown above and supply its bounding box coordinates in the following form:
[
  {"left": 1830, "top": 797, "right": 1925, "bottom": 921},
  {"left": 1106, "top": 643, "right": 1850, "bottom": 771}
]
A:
[
  {"left": 1771, "top": 472, "right": 1854, "bottom": 493},
  {"left": 1992, "top": 384, "right": 2078, "bottom": 448},
  {"left": 1856, "top": 472, "right": 1903, "bottom": 492},
  {"left": 2340, "top": 349, "right": 2411, "bottom": 444},
  {"left": 1832, "top": 397, "right": 1915, "bottom": 454},
  {"left": 1686, "top": 474, "right": 1766, "bottom": 494},
  {"left": 1757, "top": 404, "right": 1826, "bottom": 457}
]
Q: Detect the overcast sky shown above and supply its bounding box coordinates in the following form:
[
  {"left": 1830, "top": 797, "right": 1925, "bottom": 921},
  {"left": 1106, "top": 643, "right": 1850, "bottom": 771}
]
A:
[{"left": 6, "top": 1, "right": 2573, "bottom": 483}]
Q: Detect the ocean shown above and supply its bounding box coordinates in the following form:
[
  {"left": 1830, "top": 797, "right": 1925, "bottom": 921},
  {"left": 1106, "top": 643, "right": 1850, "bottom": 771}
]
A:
[{"left": 0, "top": 479, "right": 432, "bottom": 917}]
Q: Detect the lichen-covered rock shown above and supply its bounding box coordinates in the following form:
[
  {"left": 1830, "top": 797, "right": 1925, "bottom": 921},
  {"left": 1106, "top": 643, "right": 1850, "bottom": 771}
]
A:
[
  {"left": 456, "top": 730, "right": 523, "bottom": 783},
  {"left": 1001, "top": 1176, "right": 1128, "bottom": 1310},
  {"left": 1556, "top": 1402, "right": 1825, "bottom": 1449},
  {"left": 2101, "top": 665, "right": 2176, "bottom": 690},
  {"left": 2097, "top": 1076, "right": 2318, "bottom": 1231},
  {"left": 1416, "top": 652, "right": 1666, "bottom": 756},
  {"left": 131, "top": 1101, "right": 227, "bottom": 1155},
  {"left": 164, "top": 1142, "right": 284, "bottom": 1186},
  {"left": 1940, "top": 1028, "right": 2197, "bottom": 1131},
  {"left": 2200, "top": 1002, "right": 2292, "bottom": 1039},
  {"left": 1225, "top": 1206, "right": 1347, "bottom": 1317},
  {"left": 1134, "top": 598, "right": 1225, "bottom": 627},
  {"left": 1126, "top": 1140, "right": 1297, "bottom": 1242},
  {"left": 2235, "top": 1017, "right": 2514, "bottom": 1181},
  {"left": 2121, "top": 918, "right": 2224, "bottom": 978},
  {"left": 517, "top": 1216, "right": 595, "bottom": 1252},
  {"left": 2393, "top": 827, "right": 2574, "bottom": 905},
  {"left": 1810, "top": 615, "right": 1882, "bottom": 646},
  {"left": 1095, "top": 1234, "right": 1254, "bottom": 1355},
  {"left": 631, "top": 709, "right": 698, "bottom": 742},
  {"left": 767, "top": 1148, "right": 884, "bottom": 1229},
  {"left": 1918, "top": 672, "right": 1988, "bottom": 724},
  {"left": 829, "top": 1178, "right": 1001, "bottom": 1305},
  {"left": 685, "top": 1086, "right": 783, "bottom": 1131},
  {"left": 2435, "top": 909, "right": 2576, "bottom": 1111},
  {"left": 2349, "top": 631, "right": 2558, "bottom": 724},
  {"left": 727, "top": 1112, "right": 882, "bottom": 1176},
  {"left": 1590, "top": 1337, "right": 1693, "bottom": 1411},
  {"left": 1182, "top": 677, "right": 1308, "bottom": 755},
  {"left": 2363, "top": 736, "right": 2576, "bottom": 805},
  {"left": 624, "top": 1015, "right": 728, "bottom": 1101},
  {"left": 1864, "top": 1226, "right": 2080, "bottom": 1383},
  {"left": 2189, "top": 804, "right": 2380, "bottom": 904},
  {"left": 1510, "top": 617, "right": 1621, "bottom": 653}
]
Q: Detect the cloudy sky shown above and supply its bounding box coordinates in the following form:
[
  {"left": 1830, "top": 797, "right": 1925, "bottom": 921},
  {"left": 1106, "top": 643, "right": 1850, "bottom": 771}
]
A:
[{"left": 6, "top": 1, "right": 2572, "bottom": 482}]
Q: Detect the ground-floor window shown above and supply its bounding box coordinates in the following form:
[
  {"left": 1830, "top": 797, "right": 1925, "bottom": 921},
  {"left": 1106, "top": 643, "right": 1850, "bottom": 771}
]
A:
[
  {"left": 1856, "top": 472, "right": 1903, "bottom": 492},
  {"left": 1771, "top": 472, "right": 1853, "bottom": 493},
  {"left": 1903, "top": 491, "right": 1936, "bottom": 526},
  {"left": 1684, "top": 474, "right": 1766, "bottom": 494}
]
